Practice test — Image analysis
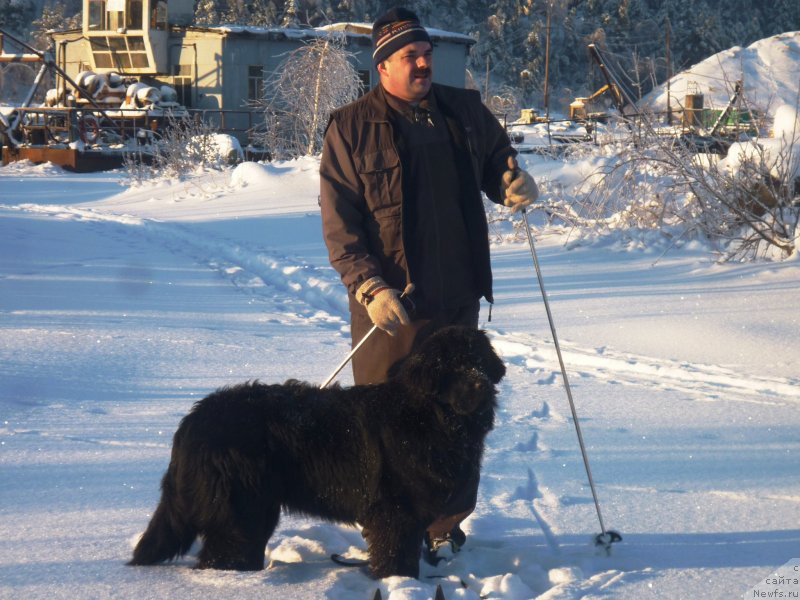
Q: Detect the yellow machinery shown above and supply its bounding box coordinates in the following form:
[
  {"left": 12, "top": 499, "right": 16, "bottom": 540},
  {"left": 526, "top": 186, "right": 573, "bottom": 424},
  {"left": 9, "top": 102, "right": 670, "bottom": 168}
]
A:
[{"left": 569, "top": 83, "right": 623, "bottom": 121}]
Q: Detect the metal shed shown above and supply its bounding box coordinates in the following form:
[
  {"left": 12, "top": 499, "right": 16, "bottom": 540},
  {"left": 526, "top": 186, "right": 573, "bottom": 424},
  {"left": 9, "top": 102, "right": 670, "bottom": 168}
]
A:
[{"left": 49, "top": 0, "right": 475, "bottom": 139}]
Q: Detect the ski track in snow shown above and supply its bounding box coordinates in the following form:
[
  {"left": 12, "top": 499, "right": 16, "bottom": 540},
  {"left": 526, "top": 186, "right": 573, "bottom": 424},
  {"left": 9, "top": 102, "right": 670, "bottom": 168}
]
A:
[
  {"left": 490, "top": 329, "right": 800, "bottom": 407},
  {"left": 3, "top": 202, "right": 349, "bottom": 331},
  {"left": 6, "top": 201, "right": 795, "bottom": 410}
]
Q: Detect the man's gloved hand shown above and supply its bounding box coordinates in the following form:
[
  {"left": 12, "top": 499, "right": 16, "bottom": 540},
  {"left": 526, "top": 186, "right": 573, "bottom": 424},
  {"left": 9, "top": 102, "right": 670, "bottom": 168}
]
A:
[
  {"left": 356, "top": 276, "right": 411, "bottom": 336},
  {"left": 501, "top": 155, "right": 539, "bottom": 213}
]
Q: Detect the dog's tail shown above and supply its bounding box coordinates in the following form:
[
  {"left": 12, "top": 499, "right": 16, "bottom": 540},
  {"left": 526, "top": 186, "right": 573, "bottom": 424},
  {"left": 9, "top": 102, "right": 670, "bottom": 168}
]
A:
[{"left": 128, "top": 464, "right": 197, "bottom": 566}]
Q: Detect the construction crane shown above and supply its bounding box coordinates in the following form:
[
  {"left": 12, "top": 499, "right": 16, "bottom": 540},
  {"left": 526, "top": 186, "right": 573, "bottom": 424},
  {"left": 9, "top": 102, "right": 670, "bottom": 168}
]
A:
[
  {"left": 569, "top": 44, "right": 632, "bottom": 122},
  {"left": 569, "top": 82, "right": 624, "bottom": 121}
]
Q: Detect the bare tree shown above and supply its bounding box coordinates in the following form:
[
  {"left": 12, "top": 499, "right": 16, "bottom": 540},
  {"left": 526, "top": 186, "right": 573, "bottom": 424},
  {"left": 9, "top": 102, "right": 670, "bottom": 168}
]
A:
[
  {"left": 251, "top": 34, "right": 362, "bottom": 159},
  {"left": 562, "top": 104, "right": 800, "bottom": 261}
]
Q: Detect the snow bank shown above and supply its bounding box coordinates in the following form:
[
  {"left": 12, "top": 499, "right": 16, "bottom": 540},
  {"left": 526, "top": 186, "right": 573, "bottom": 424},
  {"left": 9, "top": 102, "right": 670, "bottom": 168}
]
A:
[{"left": 643, "top": 31, "right": 800, "bottom": 116}]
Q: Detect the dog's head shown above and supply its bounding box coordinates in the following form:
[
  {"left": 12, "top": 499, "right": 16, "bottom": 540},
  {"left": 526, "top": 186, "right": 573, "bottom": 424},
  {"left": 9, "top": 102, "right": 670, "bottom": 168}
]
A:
[{"left": 397, "top": 326, "right": 505, "bottom": 417}]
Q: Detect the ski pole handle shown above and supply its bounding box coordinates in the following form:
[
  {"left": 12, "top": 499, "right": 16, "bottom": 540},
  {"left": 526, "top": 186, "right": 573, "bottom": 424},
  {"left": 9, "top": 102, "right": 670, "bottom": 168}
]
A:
[{"left": 320, "top": 283, "right": 415, "bottom": 388}]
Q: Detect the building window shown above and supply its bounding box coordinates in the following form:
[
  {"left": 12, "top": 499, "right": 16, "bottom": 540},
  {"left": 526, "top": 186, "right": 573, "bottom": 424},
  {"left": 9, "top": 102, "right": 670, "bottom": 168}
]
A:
[
  {"left": 89, "top": 0, "right": 146, "bottom": 32},
  {"left": 248, "top": 65, "right": 264, "bottom": 101},
  {"left": 152, "top": 0, "right": 168, "bottom": 30},
  {"left": 88, "top": 0, "right": 108, "bottom": 30},
  {"left": 90, "top": 35, "right": 150, "bottom": 70},
  {"left": 106, "top": 0, "right": 125, "bottom": 30},
  {"left": 127, "top": 36, "right": 149, "bottom": 67},
  {"left": 127, "top": 0, "right": 144, "bottom": 29},
  {"left": 173, "top": 64, "right": 193, "bottom": 107}
]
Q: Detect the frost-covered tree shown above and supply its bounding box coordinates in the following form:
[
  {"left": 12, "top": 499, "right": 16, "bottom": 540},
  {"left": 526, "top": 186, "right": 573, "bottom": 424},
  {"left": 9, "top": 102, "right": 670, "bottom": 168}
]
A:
[
  {"left": 32, "top": 3, "right": 81, "bottom": 49},
  {"left": 280, "top": 0, "right": 299, "bottom": 27},
  {"left": 223, "top": 0, "right": 251, "bottom": 24},
  {"left": 248, "top": 0, "right": 280, "bottom": 27},
  {"left": 251, "top": 34, "right": 362, "bottom": 158},
  {"left": 0, "top": 0, "right": 37, "bottom": 37},
  {"left": 195, "top": 0, "right": 222, "bottom": 26}
]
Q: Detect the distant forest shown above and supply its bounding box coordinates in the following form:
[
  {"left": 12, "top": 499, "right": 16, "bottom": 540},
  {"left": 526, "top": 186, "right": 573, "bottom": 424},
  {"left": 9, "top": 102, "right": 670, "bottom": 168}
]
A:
[{"left": 2, "top": 0, "right": 799, "bottom": 113}]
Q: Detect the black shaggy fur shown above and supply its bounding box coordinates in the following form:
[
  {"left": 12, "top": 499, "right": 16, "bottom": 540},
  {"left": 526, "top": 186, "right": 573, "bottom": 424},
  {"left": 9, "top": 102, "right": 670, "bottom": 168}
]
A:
[{"left": 128, "top": 326, "right": 505, "bottom": 578}]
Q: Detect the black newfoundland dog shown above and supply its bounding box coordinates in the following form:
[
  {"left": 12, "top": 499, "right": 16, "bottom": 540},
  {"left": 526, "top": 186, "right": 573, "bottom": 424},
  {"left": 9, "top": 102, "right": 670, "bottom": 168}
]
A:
[{"left": 129, "top": 326, "right": 505, "bottom": 578}]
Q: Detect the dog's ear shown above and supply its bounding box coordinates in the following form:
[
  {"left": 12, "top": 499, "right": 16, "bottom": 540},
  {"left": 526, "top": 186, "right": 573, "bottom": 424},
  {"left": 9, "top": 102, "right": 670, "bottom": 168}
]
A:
[
  {"left": 482, "top": 337, "right": 507, "bottom": 384},
  {"left": 393, "top": 326, "right": 455, "bottom": 396},
  {"left": 398, "top": 350, "right": 443, "bottom": 397},
  {"left": 465, "top": 329, "right": 506, "bottom": 384}
]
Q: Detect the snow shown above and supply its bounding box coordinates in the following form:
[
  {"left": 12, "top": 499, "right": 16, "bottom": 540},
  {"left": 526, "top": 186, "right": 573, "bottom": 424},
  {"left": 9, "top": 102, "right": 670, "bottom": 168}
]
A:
[
  {"left": 644, "top": 31, "right": 800, "bottom": 116},
  {"left": 2, "top": 155, "right": 798, "bottom": 600},
  {"left": 2, "top": 31, "right": 800, "bottom": 600}
]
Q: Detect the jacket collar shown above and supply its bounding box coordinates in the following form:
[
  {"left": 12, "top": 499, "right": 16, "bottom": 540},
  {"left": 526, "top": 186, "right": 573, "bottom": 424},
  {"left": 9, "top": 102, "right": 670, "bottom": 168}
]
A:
[{"left": 362, "top": 83, "right": 440, "bottom": 123}]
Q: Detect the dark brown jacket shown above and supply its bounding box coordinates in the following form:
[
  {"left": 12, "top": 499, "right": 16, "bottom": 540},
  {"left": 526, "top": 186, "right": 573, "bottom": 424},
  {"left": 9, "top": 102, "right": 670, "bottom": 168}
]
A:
[{"left": 320, "top": 83, "right": 515, "bottom": 310}]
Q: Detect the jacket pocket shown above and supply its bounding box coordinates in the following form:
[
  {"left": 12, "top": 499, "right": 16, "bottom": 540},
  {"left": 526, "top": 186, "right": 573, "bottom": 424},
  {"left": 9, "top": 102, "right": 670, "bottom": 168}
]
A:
[{"left": 356, "top": 148, "right": 401, "bottom": 216}]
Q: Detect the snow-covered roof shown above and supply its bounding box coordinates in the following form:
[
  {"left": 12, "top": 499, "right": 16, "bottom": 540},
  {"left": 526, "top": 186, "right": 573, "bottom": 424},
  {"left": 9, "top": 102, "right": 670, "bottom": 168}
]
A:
[
  {"left": 320, "top": 22, "right": 474, "bottom": 45},
  {"left": 193, "top": 22, "right": 474, "bottom": 46}
]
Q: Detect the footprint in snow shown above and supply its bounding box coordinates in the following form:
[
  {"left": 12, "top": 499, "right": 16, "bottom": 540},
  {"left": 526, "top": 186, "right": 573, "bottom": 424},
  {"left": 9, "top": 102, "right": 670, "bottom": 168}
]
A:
[
  {"left": 512, "top": 467, "right": 543, "bottom": 501},
  {"left": 513, "top": 431, "right": 539, "bottom": 453}
]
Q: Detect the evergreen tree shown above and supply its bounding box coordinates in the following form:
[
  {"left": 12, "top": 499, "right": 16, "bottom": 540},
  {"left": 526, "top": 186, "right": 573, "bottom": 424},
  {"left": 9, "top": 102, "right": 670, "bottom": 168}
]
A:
[
  {"left": 9, "top": 0, "right": 800, "bottom": 113},
  {"left": 0, "top": 0, "right": 37, "bottom": 37},
  {"left": 223, "top": 0, "right": 251, "bottom": 25},
  {"left": 249, "top": 0, "right": 280, "bottom": 27},
  {"left": 195, "top": 0, "right": 222, "bottom": 26},
  {"left": 32, "top": 3, "right": 81, "bottom": 49}
]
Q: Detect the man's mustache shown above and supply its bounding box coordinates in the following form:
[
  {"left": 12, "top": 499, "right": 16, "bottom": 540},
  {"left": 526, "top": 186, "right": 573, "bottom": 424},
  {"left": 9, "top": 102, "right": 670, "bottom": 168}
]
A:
[{"left": 413, "top": 68, "right": 431, "bottom": 78}]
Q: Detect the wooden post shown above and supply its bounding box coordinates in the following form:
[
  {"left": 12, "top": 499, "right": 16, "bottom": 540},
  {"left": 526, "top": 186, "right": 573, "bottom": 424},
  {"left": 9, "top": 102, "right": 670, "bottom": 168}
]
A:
[
  {"left": 544, "top": 2, "right": 551, "bottom": 116},
  {"left": 544, "top": 1, "right": 552, "bottom": 144}
]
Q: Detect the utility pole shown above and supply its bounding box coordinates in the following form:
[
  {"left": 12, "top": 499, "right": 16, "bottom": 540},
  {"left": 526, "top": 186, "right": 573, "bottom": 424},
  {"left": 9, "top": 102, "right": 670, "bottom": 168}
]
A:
[
  {"left": 665, "top": 17, "right": 672, "bottom": 125},
  {"left": 544, "top": 0, "right": 552, "bottom": 144}
]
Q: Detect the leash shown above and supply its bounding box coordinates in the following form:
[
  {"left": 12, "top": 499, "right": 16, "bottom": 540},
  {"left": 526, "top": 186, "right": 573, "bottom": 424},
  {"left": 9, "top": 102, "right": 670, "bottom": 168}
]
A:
[{"left": 321, "top": 283, "right": 415, "bottom": 388}]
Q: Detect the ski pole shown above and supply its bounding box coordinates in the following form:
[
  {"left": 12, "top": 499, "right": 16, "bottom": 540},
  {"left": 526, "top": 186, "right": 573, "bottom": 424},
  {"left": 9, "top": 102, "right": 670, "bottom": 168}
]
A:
[
  {"left": 520, "top": 208, "right": 621, "bottom": 552},
  {"left": 321, "top": 283, "right": 415, "bottom": 389}
]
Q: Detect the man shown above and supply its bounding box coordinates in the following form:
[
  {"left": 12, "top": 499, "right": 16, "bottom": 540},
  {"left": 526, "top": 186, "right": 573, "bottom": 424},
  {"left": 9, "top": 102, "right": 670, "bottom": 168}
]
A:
[{"left": 319, "top": 6, "right": 538, "bottom": 562}]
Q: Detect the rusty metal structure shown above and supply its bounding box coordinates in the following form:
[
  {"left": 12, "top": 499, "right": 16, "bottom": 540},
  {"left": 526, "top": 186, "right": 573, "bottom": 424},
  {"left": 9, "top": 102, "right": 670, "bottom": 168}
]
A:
[{"left": 1, "top": 0, "right": 475, "bottom": 170}]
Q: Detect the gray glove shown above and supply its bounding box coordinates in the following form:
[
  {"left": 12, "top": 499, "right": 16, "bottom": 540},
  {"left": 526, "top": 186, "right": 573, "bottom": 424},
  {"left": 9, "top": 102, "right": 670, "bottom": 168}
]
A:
[
  {"left": 501, "top": 156, "right": 539, "bottom": 213},
  {"left": 356, "top": 276, "right": 411, "bottom": 336}
]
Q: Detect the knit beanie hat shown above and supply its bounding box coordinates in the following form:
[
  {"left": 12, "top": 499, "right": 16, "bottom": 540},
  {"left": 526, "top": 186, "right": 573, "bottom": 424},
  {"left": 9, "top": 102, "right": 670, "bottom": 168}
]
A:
[{"left": 372, "top": 7, "right": 432, "bottom": 67}]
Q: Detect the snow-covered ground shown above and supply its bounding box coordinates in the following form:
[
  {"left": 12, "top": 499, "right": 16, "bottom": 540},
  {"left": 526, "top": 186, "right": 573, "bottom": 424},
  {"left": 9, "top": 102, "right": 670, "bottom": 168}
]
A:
[{"left": 1, "top": 151, "right": 799, "bottom": 600}]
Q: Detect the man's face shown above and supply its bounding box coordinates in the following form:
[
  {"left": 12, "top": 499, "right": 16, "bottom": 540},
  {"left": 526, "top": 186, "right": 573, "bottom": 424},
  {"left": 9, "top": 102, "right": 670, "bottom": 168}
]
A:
[{"left": 378, "top": 41, "right": 433, "bottom": 102}]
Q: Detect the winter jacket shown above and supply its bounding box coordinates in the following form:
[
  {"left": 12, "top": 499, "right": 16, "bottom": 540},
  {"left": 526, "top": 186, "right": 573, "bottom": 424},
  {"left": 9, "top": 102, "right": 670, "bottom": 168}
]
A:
[{"left": 319, "top": 82, "right": 515, "bottom": 312}]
